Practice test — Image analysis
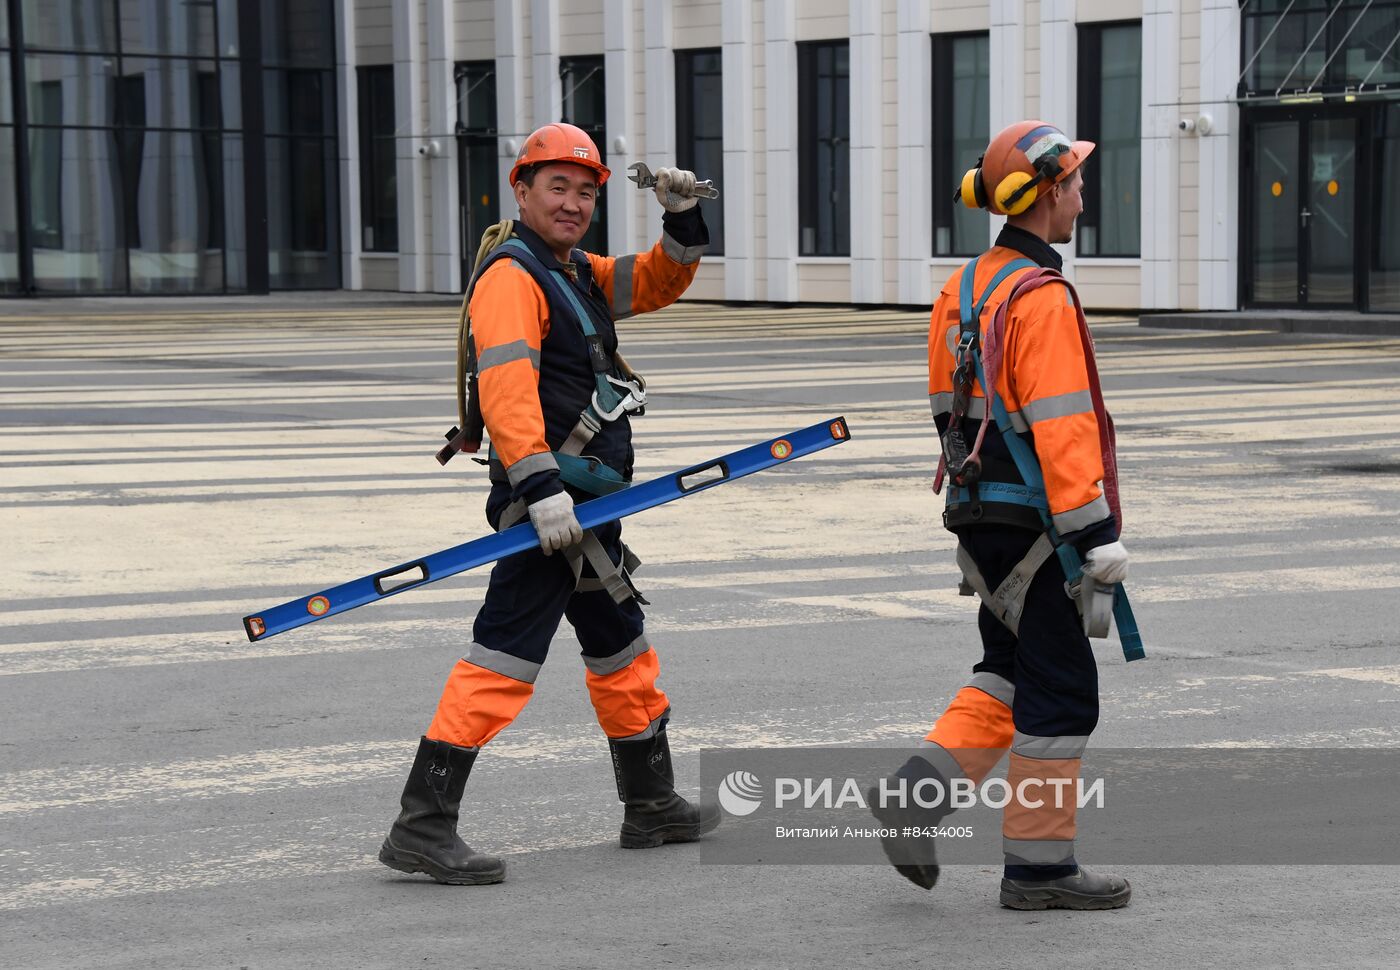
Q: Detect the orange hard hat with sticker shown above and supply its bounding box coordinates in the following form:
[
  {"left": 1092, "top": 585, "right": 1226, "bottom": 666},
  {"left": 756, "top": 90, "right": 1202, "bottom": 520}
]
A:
[{"left": 509, "top": 122, "right": 610, "bottom": 187}]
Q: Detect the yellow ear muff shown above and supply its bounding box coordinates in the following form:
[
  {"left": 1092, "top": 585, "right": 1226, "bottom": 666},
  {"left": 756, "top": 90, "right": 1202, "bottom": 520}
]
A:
[
  {"left": 995, "top": 171, "right": 1038, "bottom": 215},
  {"left": 959, "top": 168, "right": 984, "bottom": 209}
]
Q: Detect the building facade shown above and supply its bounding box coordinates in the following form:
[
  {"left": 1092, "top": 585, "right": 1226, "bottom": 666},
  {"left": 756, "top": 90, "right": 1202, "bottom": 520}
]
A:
[{"left": 2, "top": 0, "right": 1398, "bottom": 311}]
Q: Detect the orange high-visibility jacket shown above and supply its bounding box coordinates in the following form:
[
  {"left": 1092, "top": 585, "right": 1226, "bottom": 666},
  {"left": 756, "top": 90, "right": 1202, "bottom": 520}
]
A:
[
  {"left": 928, "top": 245, "right": 1112, "bottom": 538},
  {"left": 469, "top": 222, "right": 704, "bottom": 492}
]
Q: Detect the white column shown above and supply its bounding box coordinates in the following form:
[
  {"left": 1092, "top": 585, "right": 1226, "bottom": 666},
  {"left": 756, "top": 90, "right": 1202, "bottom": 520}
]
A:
[
  {"left": 895, "top": 0, "right": 931, "bottom": 305},
  {"left": 496, "top": 0, "right": 528, "bottom": 219},
  {"left": 1198, "top": 0, "right": 1240, "bottom": 310},
  {"left": 605, "top": 0, "right": 638, "bottom": 254},
  {"left": 394, "top": 0, "right": 426, "bottom": 292},
  {"left": 989, "top": 0, "right": 1025, "bottom": 250},
  {"left": 336, "top": 0, "right": 361, "bottom": 289},
  {"left": 1040, "top": 0, "right": 1076, "bottom": 276},
  {"left": 849, "top": 0, "right": 884, "bottom": 303},
  {"left": 531, "top": 0, "right": 560, "bottom": 127},
  {"left": 722, "top": 0, "right": 756, "bottom": 300},
  {"left": 764, "top": 0, "right": 798, "bottom": 302},
  {"left": 427, "top": 0, "right": 459, "bottom": 293},
  {"left": 1140, "top": 0, "right": 1181, "bottom": 309},
  {"left": 643, "top": 0, "right": 674, "bottom": 247}
]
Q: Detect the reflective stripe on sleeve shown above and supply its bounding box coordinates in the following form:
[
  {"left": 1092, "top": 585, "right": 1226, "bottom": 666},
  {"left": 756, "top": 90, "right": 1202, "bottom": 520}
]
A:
[
  {"left": 1051, "top": 494, "right": 1112, "bottom": 535},
  {"left": 661, "top": 231, "right": 705, "bottom": 265},
  {"left": 477, "top": 338, "right": 540, "bottom": 373},
  {"left": 1021, "top": 389, "right": 1093, "bottom": 427},
  {"left": 610, "top": 254, "right": 636, "bottom": 319},
  {"left": 505, "top": 450, "right": 559, "bottom": 486}
]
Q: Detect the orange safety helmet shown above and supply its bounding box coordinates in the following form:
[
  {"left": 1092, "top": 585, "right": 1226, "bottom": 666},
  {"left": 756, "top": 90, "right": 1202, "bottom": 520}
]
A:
[
  {"left": 955, "top": 120, "right": 1094, "bottom": 216},
  {"left": 509, "top": 122, "right": 611, "bottom": 187}
]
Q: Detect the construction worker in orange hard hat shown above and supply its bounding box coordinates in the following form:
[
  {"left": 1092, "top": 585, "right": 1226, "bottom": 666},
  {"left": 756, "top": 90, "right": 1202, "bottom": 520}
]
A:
[
  {"left": 868, "top": 120, "right": 1135, "bottom": 910},
  {"left": 378, "top": 121, "right": 719, "bottom": 885}
]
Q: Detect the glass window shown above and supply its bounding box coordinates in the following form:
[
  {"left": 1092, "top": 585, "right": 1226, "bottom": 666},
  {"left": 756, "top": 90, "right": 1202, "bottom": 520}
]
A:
[
  {"left": 933, "top": 32, "right": 989, "bottom": 256},
  {"left": 264, "top": 68, "right": 330, "bottom": 135},
  {"left": 0, "top": 127, "right": 19, "bottom": 293},
  {"left": 221, "top": 133, "right": 247, "bottom": 290},
  {"left": 1, "top": 54, "right": 10, "bottom": 124},
  {"left": 30, "top": 127, "right": 128, "bottom": 293},
  {"left": 119, "top": 0, "right": 217, "bottom": 57},
  {"left": 358, "top": 65, "right": 397, "bottom": 252},
  {"left": 25, "top": 54, "right": 119, "bottom": 127},
  {"left": 455, "top": 61, "right": 496, "bottom": 134},
  {"left": 675, "top": 48, "right": 724, "bottom": 255},
  {"left": 798, "top": 40, "right": 849, "bottom": 257},
  {"left": 125, "top": 130, "right": 224, "bottom": 292},
  {"left": 1, "top": 3, "right": 9, "bottom": 47},
  {"left": 560, "top": 55, "right": 607, "bottom": 252},
  {"left": 265, "top": 135, "right": 340, "bottom": 288},
  {"left": 20, "top": 0, "right": 118, "bottom": 52},
  {"left": 119, "top": 59, "right": 220, "bottom": 129},
  {"left": 261, "top": 0, "right": 334, "bottom": 68},
  {"left": 1077, "top": 21, "right": 1141, "bottom": 258},
  {"left": 1373, "top": 104, "right": 1400, "bottom": 311},
  {"left": 1241, "top": 0, "right": 1400, "bottom": 96}
]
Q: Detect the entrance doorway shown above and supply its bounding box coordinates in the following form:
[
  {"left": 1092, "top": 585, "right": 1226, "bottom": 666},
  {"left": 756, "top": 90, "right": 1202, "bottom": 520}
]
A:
[{"left": 1243, "top": 108, "right": 1361, "bottom": 308}]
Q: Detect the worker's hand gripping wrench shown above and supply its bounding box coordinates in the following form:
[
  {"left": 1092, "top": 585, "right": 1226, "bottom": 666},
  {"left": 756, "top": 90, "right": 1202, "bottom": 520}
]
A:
[{"left": 626, "top": 162, "right": 720, "bottom": 199}]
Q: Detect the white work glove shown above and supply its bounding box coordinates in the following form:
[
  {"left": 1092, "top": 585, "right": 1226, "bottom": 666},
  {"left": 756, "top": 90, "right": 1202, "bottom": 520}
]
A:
[
  {"left": 1081, "top": 540, "right": 1130, "bottom": 585},
  {"left": 527, "top": 491, "right": 583, "bottom": 555},
  {"left": 653, "top": 167, "right": 699, "bottom": 213}
]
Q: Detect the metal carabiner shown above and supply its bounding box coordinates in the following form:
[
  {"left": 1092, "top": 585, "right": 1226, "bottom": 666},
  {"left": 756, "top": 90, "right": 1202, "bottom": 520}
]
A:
[{"left": 591, "top": 375, "right": 647, "bottom": 422}]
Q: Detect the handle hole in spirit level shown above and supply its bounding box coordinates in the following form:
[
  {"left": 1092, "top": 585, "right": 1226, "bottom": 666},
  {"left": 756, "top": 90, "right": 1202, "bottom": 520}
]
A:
[
  {"left": 678, "top": 460, "right": 729, "bottom": 492},
  {"left": 374, "top": 561, "right": 429, "bottom": 594}
]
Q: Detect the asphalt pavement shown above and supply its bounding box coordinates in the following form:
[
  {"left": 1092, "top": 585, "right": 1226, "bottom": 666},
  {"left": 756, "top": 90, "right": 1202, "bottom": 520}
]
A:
[{"left": 2, "top": 297, "right": 1398, "bottom": 969}]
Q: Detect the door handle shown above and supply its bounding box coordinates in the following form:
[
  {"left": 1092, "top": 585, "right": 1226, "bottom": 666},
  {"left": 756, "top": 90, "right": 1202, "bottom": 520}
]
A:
[{"left": 1299, "top": 207, "right": 1312, "bottom": 227}]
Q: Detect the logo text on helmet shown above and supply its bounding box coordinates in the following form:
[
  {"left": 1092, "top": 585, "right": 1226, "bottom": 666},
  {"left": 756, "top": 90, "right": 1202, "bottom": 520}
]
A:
[{"left": 572, "top": 146, "right": 591, "bottom": 159}]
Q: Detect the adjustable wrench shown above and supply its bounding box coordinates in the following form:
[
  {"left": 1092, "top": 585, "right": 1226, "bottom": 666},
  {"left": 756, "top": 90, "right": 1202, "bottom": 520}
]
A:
[{"left": 626, "top": 161, "right": 720, "bottom": 199}]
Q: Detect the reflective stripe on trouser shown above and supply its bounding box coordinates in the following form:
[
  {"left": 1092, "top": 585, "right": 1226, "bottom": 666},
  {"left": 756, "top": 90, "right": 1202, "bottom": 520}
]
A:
[
  {"left": 426, "top": 653, "right": 537, "bottom": 748},
  {"left": 1002, "top": 730, "right": 1088, "bottom": 869},
  {"left": 923, "top": 671, "right": 1015, "bottom": 782},
  {"left": 583, "top": 635, "right": 671, "bottom": 740}
]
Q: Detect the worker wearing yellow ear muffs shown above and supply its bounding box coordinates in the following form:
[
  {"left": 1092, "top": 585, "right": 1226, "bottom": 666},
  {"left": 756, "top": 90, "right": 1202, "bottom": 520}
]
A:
[{"left": 869, "top": 120, "right": 1134, "bottom": 911}]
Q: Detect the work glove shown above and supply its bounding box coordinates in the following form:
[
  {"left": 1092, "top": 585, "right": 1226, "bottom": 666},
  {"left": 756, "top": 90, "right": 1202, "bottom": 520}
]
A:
[
  {"left": 653, "top": 167, "right": 699, "bottom": 213},
  {"left": 527, "top": 490, "right": 583, "bottom": 555},
  {"left": 1081, "top": 540, "right": 1130, "bottom": 585}
]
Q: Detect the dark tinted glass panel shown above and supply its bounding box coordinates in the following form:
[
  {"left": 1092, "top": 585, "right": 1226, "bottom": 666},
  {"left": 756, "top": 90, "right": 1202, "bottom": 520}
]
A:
[
  {"left": 456, "top": 61, "right": 497, "bottom": 133},
  {"left": 221, "top": 133, "right": 247, "bottom": 290},
  {"left": 266, "top": 135, "right": 339, "bottom": 288},
  {"left": 119, "top": 0, "right": 217, "bottom": 57},
  {"left": 676, "top": 48, "right": 724, "bottom": 253},
  {"left": 1241, "top": 0, "right": 1400, "bottom": 94},
  {"left": 1, "top": 3, "right": 9, "bottom": 46},
  {"left": 1249, "top": 120, "right": 1299, "bottom": 303},
  {"left": 217, "top": 0, "right": 239, "bottom": 57},
  {"left": 934, "top": 33, "right": 989, "bottom": 256},
  {"left": 30, "top": 127, "right": 128, "bottom": 293},
  {"left": 1306, "top": 117, "right": 1355, "bottom": 305},
  {"left": 264, "top": 68, "right": 330, "bottom": 135},
  {"left": 125, "top": 129, "right": 224, "bottom": 292},
  {"left": 1077, "top": 22, "right": 1141, "bottom": 257},
  {"left": 262, "top": 0, "right": 334, "bottom": 67},
  {"left": 560, "top": 56, "right": 606, "bottom": 252},
  {"left": 21, "top": 0, "right": 118, "bottom": 52},
  {"left": 1375, "top": 105, "right": 1400, "bottom": 310},
  {"left": 120, "top": 59, "right": 220, "bottom": 129},
  {"left": 798, "top": 41, "right": 850, "bottom": 257},
  {"left": 0, "top": 54, "right": 10, "bottom": 124},
  {"left": 358, "top": 65, "right": 397, "bottom": 252},
  {"left": 25, "top": 54, "right": 118, "bottom": 127},
  {"left": 0, "top": 127, "right": 18, "bottom": 293}
]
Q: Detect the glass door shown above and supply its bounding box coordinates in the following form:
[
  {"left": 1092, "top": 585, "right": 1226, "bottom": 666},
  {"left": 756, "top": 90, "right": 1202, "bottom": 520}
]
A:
[{"left": 1244, "top": 109, "right": 1359, "bottom": 308}]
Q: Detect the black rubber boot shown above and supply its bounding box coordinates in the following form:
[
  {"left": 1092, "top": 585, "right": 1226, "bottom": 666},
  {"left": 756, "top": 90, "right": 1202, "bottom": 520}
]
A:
[
  {"left": 610, "top": 730, "right": 721, "bottom": 849},
  {"left": 1000, "top": 866, "right": 1131, "bottom": 910},
  {"left": 378, "top": 736, "right": 506, "bottom": 885},
  {"left": 866, "top": 754, "right": 951, "bottom": 891}
]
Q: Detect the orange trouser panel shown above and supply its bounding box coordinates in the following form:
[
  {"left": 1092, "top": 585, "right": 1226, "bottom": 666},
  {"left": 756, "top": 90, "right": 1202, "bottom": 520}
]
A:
[
  {"left": 1002, "top": 753, "right": 1079, "bottom": 842},
  {"left": 584, "top": 646, "right": 670, "bottom": 738},
  {"left": 426, "top": 659, "right": 535, "bottom": 748},
  {"left": 925, "top": 685, "right": 1015, "bottom": 781}
]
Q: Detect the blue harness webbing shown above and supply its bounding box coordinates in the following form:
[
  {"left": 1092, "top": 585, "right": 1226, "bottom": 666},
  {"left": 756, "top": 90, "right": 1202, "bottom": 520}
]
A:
[{"left": 952, "top": 255, "right": 1144, "bottom": 662}]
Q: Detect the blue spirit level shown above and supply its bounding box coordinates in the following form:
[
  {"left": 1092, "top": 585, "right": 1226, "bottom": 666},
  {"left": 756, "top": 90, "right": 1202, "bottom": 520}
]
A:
[{"left": 243, "top": 417, "right": 851, "bottom": 641}]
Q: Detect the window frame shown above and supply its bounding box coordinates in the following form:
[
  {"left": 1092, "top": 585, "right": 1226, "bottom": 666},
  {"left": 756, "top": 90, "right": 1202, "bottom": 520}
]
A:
[
  {"left": 1076, "top": 19, "right": 1142, "bottom": 259},
  {"left": 674, "top": 46, "right": 724, "bottom": 255}
]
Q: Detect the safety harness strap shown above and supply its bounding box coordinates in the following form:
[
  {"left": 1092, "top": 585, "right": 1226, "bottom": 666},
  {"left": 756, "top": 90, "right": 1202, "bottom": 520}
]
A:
[
  {"left": 493, "top": 497, "right": 646, "bottom": 605},
  {"left": 955, "top": 533, "right": 1056, "bottom": 636}
]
